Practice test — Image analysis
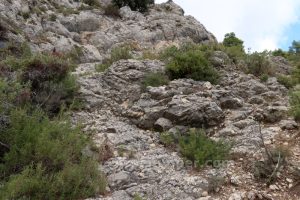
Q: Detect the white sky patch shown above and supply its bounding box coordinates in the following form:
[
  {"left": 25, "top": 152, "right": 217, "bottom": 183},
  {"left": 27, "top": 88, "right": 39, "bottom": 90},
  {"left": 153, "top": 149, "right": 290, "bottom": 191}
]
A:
[{"left": 155, "top": 0, "right": 300, "bottom": 51}]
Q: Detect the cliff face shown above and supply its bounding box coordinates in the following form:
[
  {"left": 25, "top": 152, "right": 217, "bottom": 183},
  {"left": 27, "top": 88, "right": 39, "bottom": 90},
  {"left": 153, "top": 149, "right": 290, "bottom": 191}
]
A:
[{"left": 1, "top": 1, "right": 299, "bottom": 200}]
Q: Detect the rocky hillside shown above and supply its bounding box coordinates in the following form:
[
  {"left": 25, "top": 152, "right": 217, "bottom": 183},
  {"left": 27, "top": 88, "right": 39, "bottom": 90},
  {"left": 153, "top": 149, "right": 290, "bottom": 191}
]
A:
[{"left": 0, "top": 0, "right": 299, "bottom": 200}]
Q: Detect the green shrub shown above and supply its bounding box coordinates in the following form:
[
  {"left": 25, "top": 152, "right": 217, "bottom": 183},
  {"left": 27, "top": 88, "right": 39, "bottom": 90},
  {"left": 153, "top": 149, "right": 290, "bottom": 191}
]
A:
[
  {"left": 277, "top": 75, "right": 296, "bottom": 89},
  {"left": 159, "top": 132, "right": 175, "bottom": 148},
  {"left": 222, "top": 32, "right": 245, "bottom": 63},
  {"left": 142, "top": 72, "right": 169, "bottom": 89},
  {"left": 21, "top": 12, "right": 30, "bottom": 20},
  {"left": 223, "top": 45, "right": 246, "bottom": 63},
  {"left": 104, "top": 4, "right": 121, "bottom": 18},
  {"left": 20, "top": 54, "right": 78, "bottom": 115},
  {"left": 259, "top": 74, "right": 269, "bottom": 82},
  {"left": 179, "top": 129, "right": 231, "bottom": 168},
  {"left": 113, "top": 0, "right": 154, "bottom": 13},
  {"left": 272, "top": 49, "right": 288, "bottom": 58},
  {"left": 96, "top": 46, "right": 132, "bottom": 72},
  {"left": 166, "top": 50, "right": 219, "bottom": 84},
  {"left": 0, "top": 109, "right": 106, "bottom": 199},
  {"left": 246, "top": 52, "right": 273, "bottom": 77},
  {"left": 289, "top": 88, "right": 300, "bottom": 121},
  {"left": 223, "top": 32, "right": 244, "bottom": 48}
]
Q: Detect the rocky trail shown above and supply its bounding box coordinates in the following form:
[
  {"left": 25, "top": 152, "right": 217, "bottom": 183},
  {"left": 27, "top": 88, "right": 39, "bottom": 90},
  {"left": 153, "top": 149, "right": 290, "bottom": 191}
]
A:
[
  {"left": 1, "top": 0, "right": 299, "bottom": 199},
  {"left": 74, "top": 59, "right": 299, "bottom": 200}
]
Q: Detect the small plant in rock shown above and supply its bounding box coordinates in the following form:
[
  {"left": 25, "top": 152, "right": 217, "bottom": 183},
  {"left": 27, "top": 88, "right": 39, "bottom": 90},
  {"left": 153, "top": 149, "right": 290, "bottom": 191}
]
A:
[
  {"left": 179, "top": 129, "right": 231, "bottom": 169},
  {"left": 142, "top": 72, "right": 169, "bottom": 89},
  {"left": 159, "top": 132, "right": 176, "bottom": 149},
  {"left": 96, "top": 46, "right": 132, "bottom": 72},
  {"left": 49, "top": 14, "right": 57, "bottom": 21},
  {"left": 260, "top": 74, "right": 269, "bottom": 82},
  {"left": 207, "top": 174, "right": 225, "bottom": 193},
  {"left": 21, "top": 12, "right": 30, "bottom": 20},
  {"left": 133, "top": 194, "right": 144, "bottom": 200},
  {"left": 253, "top": 123, "right": 290, "bottom": 184}
]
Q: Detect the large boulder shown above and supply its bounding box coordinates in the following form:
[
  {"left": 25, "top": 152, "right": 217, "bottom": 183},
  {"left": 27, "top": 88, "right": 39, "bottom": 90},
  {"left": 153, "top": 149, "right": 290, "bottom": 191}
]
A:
[{"left": 164, "top": 94, "right": 224, "bottom": 127}]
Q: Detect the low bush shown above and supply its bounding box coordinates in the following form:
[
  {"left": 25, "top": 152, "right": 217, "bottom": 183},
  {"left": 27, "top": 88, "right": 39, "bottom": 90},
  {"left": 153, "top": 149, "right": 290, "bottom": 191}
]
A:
[
  {"left": 254, "top": 146, "right": 290, "bottom": 183},
  {"left": 96, "top": 46, "right": 132, "bottom": 72},
  {"left": 277, "top": 75, "right": 296, "bottom": 89},
  {"left": 20, "top": 54, "right": 78, "bottom": 115},
  {"left": 142, "top": 72, "right": 169, "bottom": 89},
  {"left": 223, "top": 45, "right": 246, "bottom": 64},
  {"left": 179, "top": 129, "right": 231, "bottom": 168},
  {"left": 159, "top": 129, "right": 231, "bottom": 169},
  {"left": 113, "top": 0, "right": 154, "bottom": 13},
  {"left": 104, "top": 4, "right": 121, "bottom": 18},
  {"left": 166, "top": 49, "right": 219, "bottom": 84},
  {"left": 159, "top": 132, "right": 176, "bottom": 149},
  {"left": 254, "top": 124, "right": 290, "bottom": 184},
  {"left": 246, "top": 52, "right": 273, "bottom": 77},
  {"left": 0, "top": 109, "right": 106, "bottom": 199}
]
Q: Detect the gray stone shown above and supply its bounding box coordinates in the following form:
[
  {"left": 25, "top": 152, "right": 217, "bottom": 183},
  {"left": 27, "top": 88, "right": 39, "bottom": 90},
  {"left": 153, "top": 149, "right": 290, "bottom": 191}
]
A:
[
  {"left": 107, "top": 171, "right": 130, "bottom": 189},
  {"left": 154, "top": 118, "right": 173, "bottom": 132}
]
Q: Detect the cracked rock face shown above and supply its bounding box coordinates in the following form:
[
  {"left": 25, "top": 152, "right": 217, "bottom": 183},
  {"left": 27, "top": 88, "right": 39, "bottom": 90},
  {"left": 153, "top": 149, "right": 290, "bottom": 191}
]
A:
[{"left": 2, "top": 0, "right": 299, "bottom": 199}]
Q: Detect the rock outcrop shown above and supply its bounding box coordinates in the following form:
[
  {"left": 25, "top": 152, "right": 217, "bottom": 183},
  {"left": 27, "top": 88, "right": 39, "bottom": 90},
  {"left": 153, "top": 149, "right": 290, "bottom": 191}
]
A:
[{"left": 1, "top": 0, "right": 299, "bottom": 199}]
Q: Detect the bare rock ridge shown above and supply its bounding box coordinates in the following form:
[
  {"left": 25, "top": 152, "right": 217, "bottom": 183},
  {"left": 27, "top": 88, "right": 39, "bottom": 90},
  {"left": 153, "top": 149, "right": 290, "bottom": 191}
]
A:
[
  {"left": 0, "top": 0, "right": 215, "bottom": 63},
  {"left": 0, "top": 0, "right": 299, "bottom": 199}
]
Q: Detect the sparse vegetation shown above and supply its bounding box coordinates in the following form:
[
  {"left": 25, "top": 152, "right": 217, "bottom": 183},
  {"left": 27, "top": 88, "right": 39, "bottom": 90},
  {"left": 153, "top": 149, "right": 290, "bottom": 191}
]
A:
[
  {"left": 142, "top": 72, "right": 169, "bottom": 89},
  {"left": 96, "top": 46, "right": 132, "bottom": 72},
  {"left": 207, "top": 175, "right": 225, "bottom": 193},
  {"left": 253, "top": 123, "right": 290, "bottom": 184}
]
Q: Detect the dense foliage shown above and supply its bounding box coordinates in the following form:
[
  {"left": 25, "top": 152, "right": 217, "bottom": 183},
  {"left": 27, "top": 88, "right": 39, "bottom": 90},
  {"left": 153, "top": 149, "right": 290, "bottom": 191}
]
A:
[
  {"left": 162, "top": 44, "right": 220, "bottom": 84},
  {"left": 0, "top": 42, "right": 106, "bottom": 199}
]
